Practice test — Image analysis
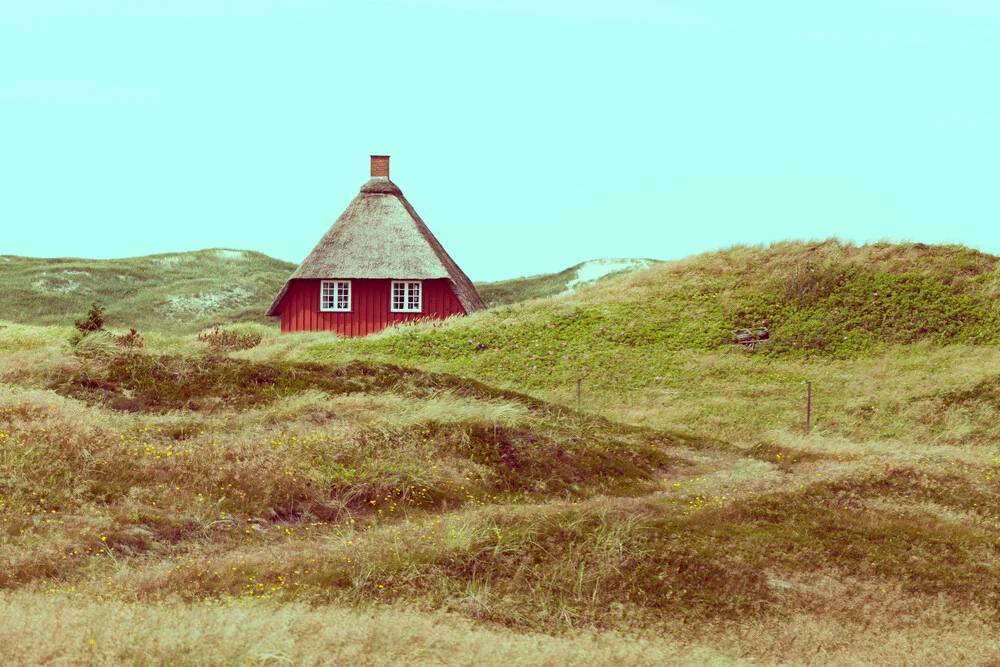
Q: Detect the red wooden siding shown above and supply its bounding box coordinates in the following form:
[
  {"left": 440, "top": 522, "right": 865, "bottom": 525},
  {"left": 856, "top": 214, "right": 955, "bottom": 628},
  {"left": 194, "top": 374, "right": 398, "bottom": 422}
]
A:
[{"left": 278, "top": 278, "right": 467, "bottom": 337}]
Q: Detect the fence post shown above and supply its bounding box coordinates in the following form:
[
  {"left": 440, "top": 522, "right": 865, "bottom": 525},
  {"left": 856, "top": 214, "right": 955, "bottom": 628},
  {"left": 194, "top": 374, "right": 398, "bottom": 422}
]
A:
[
  {"left": 577, "top": 378, "right": 582, "bottom": 412},
  {"left": 806, "top": 380, "right": 812, "bottom": 434}
]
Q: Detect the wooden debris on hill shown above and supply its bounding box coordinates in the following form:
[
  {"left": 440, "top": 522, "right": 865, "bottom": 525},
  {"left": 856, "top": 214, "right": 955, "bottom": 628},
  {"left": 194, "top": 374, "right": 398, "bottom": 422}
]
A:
[{"left": 733, "top": 327, "right": 770, "bottom": 351}]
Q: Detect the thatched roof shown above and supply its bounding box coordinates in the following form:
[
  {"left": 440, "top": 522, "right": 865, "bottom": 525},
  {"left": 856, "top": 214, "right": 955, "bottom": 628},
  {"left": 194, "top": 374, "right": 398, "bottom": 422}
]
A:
[{"left": 266, "top": 176, "right": 486, "bottom": 316}]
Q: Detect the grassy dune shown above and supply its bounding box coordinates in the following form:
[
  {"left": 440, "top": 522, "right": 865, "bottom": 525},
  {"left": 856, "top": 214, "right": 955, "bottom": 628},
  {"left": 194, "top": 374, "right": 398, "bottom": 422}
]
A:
[
  {"left": 0, "top": 249, "right": 655, "bottom": 333},
  {"left": 2, "top": 239, "right": 1000, "bottom": 664},
  {"left": 474, "top": 258, "right": 659, "bottom": 307},
  {"left": 0, "top": 249, "right": 296, "bottom": 334}
]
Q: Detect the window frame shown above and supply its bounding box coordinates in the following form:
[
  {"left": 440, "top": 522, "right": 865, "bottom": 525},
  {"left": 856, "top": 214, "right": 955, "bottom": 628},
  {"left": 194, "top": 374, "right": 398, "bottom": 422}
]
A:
[
  {"left": 320, "top": 280, "right": 352, "bottom": 312},
  {"left": 390, "top": 280, "right": 423, "bottom": 313}
]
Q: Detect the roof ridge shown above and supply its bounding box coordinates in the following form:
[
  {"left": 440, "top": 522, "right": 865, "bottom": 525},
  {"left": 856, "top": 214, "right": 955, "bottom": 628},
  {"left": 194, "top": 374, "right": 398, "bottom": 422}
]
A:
[{"left": 359, "top": 177, "right": 403, "bottom": 195}]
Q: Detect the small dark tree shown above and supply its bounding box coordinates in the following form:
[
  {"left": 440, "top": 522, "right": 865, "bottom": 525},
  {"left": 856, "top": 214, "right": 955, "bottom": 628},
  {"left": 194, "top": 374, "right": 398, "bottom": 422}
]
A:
[{"left": 74, "top": 301, "right": 105, "bottom": 334}]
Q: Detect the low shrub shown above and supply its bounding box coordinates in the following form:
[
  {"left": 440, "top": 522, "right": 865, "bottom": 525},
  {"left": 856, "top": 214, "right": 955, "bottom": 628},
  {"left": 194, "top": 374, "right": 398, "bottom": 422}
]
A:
[
  {"left": 114, "top": 328, "right": 144, "bottom": 349},
  {"left": 197, "top": 326, "right": 263, "bottom": 353},
  {"left": 71, "top": 330, "right": 119, "bottom": 358}
]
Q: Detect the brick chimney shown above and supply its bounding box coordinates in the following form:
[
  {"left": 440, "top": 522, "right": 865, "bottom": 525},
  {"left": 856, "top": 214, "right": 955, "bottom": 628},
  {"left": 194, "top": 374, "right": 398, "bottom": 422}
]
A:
[{"left": 370, "top": 155, "right": 390, "bottom": 178}]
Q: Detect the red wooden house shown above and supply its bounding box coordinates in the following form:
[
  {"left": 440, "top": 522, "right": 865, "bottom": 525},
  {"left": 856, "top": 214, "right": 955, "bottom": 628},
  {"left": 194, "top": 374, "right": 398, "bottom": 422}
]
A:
[{"left": 266, "top": 156, "right": 486, "bottom": 336}]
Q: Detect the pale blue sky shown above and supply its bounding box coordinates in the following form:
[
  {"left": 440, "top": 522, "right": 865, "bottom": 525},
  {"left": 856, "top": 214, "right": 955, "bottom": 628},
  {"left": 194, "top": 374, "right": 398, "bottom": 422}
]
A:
[{"left": 2, "top": 1, "right": 998, "bottom": 281}]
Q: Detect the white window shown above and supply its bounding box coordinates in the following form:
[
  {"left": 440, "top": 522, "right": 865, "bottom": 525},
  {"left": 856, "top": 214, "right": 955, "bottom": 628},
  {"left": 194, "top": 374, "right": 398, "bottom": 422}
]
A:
[
  {"left": 320, "top": 280, "right": 351, "bottom": 311},
  {"left": 391, "top": 281, "right": 422, "bottom": 312}
]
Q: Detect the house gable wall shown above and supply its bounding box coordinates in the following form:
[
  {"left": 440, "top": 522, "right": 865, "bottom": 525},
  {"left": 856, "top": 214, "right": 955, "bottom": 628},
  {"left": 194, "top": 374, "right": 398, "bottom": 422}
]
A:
[{"left": 278, "top": 278, "right": 466, "bottom": 337}]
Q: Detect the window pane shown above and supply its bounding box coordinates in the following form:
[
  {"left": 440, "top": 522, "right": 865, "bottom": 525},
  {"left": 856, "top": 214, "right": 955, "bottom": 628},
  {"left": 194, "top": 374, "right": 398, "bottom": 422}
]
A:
[
  {"left": 336, "top": 282, "right": 349, "bottom": 310},
  {"left": 321, "top": 281, "right": 335, "bottom": 310},
  {"left": 392, "top": 282, "right": 405, "bottom": 310},
  {"left": 411, "top": 282, "right": 421, "bottom": 310}
]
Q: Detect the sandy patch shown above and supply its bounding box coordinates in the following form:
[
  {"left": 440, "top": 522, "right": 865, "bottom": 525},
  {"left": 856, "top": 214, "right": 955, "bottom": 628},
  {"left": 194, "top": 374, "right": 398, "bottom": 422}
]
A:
[
  {"left": 156, "top": 255, "right": 190, "bottom": 266},
  {"left": 165, "top": 285, "right": 253, "bottom": 316},
  {"left": 32, "top": 278, "right": 82, "bottom": 294},
  {"left": 563, "top": 258, "right": 652, "bottom": 294}
]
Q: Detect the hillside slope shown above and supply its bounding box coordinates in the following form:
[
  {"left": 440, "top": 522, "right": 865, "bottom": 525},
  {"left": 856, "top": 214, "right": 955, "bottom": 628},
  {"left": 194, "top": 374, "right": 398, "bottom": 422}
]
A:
[
  {"left": 4, "top": 282, "right": 1000, "bottom": 662},
  {"left": 3, "top": 241, "right": 1000, "bottom": 663},
  {"left": 474, "top": 258, "right": 658, "bottom": 306},
  {"left": 272, "top": 240, "right": 1000, "bottom": 408},
  {"left": 0, "top": 249, "right": 296, "bottom": 333},
  {"left": 0, "top": 250, "right": 659, "bottom": 332},
  {"left": 4, "top": 240, "right": 998, "bottom": 363}
]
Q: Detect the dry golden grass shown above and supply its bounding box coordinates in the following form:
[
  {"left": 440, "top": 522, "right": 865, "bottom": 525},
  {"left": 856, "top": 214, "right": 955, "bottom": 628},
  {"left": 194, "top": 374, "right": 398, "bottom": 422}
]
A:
[
  {"left": 710, "top": 582, "right": 1000, "bottom": 666},
  {"left": 3, "top": 590, "right": 998, "bottom": 666},
  {"left": 0, "top": 593, "right": 746, "bottom": 666},
  {"left": 2, "top": 348, "right": 999, "bottom": 664},
  {"left": 4, "top": 239, "right": 1000, "bottom": 664}
]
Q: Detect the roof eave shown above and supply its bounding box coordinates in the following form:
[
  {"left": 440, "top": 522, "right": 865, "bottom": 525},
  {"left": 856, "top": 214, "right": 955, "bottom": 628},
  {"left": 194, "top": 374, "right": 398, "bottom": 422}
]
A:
[{"left": 265, "top": 281, "right": 291, "bottom": 316}]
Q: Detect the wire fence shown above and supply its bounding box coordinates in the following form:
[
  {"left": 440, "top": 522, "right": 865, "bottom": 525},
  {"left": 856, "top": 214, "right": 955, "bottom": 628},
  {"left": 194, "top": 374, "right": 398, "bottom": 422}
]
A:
[{"left": 571, "top": 376, "right": 866, "bottom": 435}]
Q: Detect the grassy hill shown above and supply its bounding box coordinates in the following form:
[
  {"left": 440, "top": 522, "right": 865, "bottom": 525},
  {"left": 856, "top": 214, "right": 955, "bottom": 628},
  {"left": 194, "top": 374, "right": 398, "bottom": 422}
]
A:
[
  {"left": 2, "top": 239, "right": 1000, "bottom": 664},
  {"left": 0, "top": 248, "right": 296, "bottom": 333},
  {"left": 277, "top": 240, "right": 1000, "bottom": 400},
  {"left": 474, "top": 257, "right": 659, "bottom": 306},
  {"left": 0, "top": 249, "right": 658, "bottom": 332}
]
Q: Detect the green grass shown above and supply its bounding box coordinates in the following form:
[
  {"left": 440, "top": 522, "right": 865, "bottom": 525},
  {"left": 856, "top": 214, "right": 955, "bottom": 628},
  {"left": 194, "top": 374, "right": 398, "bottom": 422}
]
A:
[
  {"left": 474, "top": 264, "right": 585, "bottom": 306},
  {"left": 252, "top": 241, "right": 1000, "bottom": 425},
  {"left": 473, "top": 259, "right": 660, "bottom": 306},
  {"left": 0, "top": 248, "right": 296, "bottom": 334},
  {"left": 3, "top": 239, "right": 1000, "bottom": 664},
  {"left": 0, "top": 249, "right": 660, "bottom": 334}
]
